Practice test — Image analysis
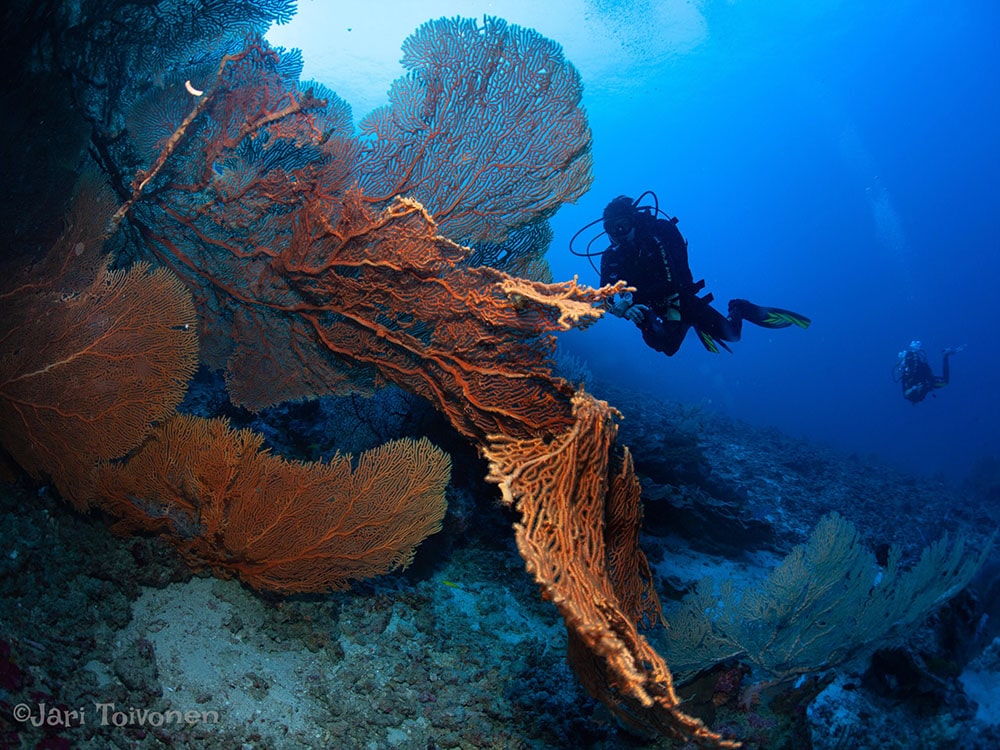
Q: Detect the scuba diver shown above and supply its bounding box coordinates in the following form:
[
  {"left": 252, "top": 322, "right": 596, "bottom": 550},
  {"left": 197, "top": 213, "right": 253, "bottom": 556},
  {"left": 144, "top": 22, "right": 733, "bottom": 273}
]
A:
[
  {"left": 893, "top": 341, "right": 962, "bottom": 404},
  {"left": 571, "top": 193, "right": 811, "bottom": 356}
]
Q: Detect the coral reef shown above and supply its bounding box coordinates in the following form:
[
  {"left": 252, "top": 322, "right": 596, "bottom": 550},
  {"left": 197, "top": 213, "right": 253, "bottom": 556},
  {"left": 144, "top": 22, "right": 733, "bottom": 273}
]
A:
[
  {"left": 2, "top": 4, "right": 997, "bottom": 749},
  {"left": 3, "top": 397, "right": 999, "bottom": 748}
]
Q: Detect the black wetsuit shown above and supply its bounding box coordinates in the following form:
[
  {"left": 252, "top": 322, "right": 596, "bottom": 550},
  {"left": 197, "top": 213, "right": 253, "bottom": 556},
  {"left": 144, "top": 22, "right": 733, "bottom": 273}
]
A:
[
  {"left": 901, "top": 349, "right": 951, "bottom": 404},
  {"left": 599, "top": 211, "right": 737, "bottom": 355}
]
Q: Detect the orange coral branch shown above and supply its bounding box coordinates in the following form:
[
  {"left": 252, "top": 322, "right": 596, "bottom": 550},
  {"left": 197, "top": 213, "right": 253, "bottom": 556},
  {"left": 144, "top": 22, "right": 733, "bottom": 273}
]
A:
[
  {"left": 278, "top": 192, "right": 617, "bottom": 440},
  {"left": 485, "top": 393, "right": 740, "bottom": 747},
  {"left": 109, "top": 40, "right": 326, "bottom": 234},
  {"left": 0, "top": 262, "right": 197, "bottom": 509},
  {"left": 0, "top": 181, "right": 198, "bottom": 509},
  {"left": 95, "top": 414, "right": 450, "bottom": 593}
]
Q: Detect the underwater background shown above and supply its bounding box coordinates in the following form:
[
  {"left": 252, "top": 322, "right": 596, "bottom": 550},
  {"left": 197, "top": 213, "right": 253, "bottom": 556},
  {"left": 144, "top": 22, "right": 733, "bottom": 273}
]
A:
[
  {"left": 273, "top": 0, "right": 1000, "bottom": 483},
  {"left": 2, "top": 1, "right": 1000, "bottom": 749}
]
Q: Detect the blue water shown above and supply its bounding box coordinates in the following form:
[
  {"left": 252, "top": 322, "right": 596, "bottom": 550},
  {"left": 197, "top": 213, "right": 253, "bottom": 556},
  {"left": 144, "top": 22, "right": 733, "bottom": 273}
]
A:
[
  {"left": 548, "top": 0, "right": 1000, "bottom": 483},
  {"left": 273, "top": 0, "right": 1000, "bottom": 482}
]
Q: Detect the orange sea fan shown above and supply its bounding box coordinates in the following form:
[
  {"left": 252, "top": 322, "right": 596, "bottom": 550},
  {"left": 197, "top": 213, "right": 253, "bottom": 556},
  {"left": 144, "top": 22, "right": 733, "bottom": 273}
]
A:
[
  {"left": 95, "top": 414, "right": 451, "bottom": 594},
  {"left": 0, "top": 177, "right": 198, "bottom": 509}
]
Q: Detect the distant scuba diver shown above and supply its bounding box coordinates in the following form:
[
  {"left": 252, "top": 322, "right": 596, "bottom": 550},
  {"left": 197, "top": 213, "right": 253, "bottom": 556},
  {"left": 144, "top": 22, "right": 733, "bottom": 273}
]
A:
[
  {"left": 570, "top": 192, "right": 811, "bottom": 355},
  {"left": 893, "top": 340, "right": 963, "bottom": 404}
]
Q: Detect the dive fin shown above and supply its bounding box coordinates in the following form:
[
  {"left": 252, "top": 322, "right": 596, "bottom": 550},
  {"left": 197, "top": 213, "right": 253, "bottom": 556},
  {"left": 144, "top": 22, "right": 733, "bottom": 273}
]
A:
[
  {"left": 731, "top": 299, "right": 811, "bottom": 329},
  {"left": 697, "top": 329, "right": 732, "bottom": 353},
  {"left": 759, "top": 308, "right": 811, "bottom": 329}
]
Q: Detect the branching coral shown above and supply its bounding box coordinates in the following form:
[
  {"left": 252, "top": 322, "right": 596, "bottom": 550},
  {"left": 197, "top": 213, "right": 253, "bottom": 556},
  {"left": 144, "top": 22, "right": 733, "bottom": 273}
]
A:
[{"left": 95, "top": 414, "right": 450, "bottom": 593}]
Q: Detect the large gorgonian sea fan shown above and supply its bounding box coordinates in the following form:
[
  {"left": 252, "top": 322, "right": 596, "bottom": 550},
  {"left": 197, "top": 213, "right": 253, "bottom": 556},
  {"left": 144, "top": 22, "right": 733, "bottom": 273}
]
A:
[
  {"left": 358, "top": 16, "right": 593, "bottom": 245},
  {"left": 122, "top": 20, "right": 598, "bottom": 415}
]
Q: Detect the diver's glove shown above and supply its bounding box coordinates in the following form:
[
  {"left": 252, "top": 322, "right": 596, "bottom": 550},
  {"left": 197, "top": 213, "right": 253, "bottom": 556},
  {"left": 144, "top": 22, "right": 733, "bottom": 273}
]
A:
[
  {"left": 607, "top": 296, "right": 650, "bottom": 326},
  {"left": 624, "top": 304, "right": 650, "bottom": 325},
  {"left": 608, "top": 296, "right": 633, "bottom": 318}
]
